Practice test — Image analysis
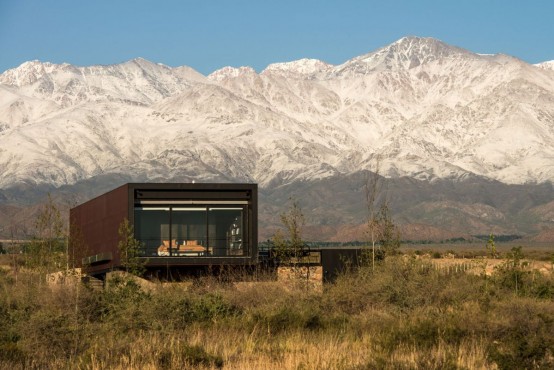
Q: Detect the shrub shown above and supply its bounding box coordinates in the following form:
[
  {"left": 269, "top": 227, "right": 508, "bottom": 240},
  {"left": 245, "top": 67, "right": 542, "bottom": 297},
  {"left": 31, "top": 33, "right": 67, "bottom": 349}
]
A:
[
  {"left": 158, "top": 343, "right": 223, "bottom": 369},
  {"left": 253, "top": 303, "right": 325, "bottom": 334},
  {"left": 529, "top": 274, "right": 554, "bottom": 299},
  {"left": 177, "top": 292, "right": 241, "bottom": 324},
  {"left": 487, "top": 299, "right": 554, "bottom": 369},
  {"left": 0, "top": 342, "right": 26, "bottom": 366}
]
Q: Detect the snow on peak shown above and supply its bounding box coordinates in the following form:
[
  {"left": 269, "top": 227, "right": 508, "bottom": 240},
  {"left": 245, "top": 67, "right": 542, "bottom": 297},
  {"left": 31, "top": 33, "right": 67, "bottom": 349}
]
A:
[
  {"left": 263, "top": 58, "right": 333, "bottom": 76},
  {"left": 0, "top": 60, "right": 67, "bottom": 87},
  {"left": 0, "top": 58, "right": 209, "bottom": 107},
  {"left": 207, "top": 66, "right": 257, "bottom": 82},
  {"left": 535, "top": 60, "right": 554, "bottom": 71},
  {"left": 335, "top": 36, "right": 473, "bottom": 75},
  {"left": 387, "top": 36, "right": 467, "bottom": 56},
  {"left": 123, "top": 57, "right": 161, "bottom": 68}
]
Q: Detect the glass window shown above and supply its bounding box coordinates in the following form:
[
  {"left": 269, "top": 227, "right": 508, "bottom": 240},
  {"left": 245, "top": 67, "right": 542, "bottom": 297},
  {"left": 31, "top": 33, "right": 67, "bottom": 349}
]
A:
[
  {"left": 209, "top": 207, "right": 245, "bottom": 256},
  {"left": 134, "top": 205, "right": 247, "bottom": 258},
  {"left": 172, "top": 208, "right": 207, "bottom": 256},
  {"left": 134, "top": 207, "right": 170, "bottom": 257}
]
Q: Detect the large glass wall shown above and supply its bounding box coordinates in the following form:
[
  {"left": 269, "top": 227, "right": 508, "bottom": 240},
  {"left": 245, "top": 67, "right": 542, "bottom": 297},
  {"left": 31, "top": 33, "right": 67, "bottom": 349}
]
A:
[{"left": 134, "top": 205, "right": 246, "bottom": 257}]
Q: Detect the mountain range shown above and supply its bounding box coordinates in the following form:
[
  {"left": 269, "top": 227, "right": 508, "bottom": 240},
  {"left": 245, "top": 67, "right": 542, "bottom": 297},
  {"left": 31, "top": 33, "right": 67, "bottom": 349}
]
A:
[{"left": 1, "top": 36, "right": 554, "bottom": 242}]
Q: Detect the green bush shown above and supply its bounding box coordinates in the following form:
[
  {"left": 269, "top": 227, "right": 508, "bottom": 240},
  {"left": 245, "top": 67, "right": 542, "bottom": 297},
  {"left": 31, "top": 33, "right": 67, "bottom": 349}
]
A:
[
  {"left": 100, "top": 278, "right": 152, "bottom": 329},
  {"left": 178, "top": 292, "right": 241, "bottom": 324},
  {"left": 529, "top": 274, "right": 554, "bottom": 299}
]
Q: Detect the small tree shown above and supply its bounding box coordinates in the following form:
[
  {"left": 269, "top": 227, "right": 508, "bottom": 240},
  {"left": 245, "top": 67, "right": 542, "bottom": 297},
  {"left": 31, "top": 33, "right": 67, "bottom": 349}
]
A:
[
  {"left": 273, "top": 199, "right": 306, "bottom": 262},
  {"left": 364, "top": 161, "right": 382, "bottom": 271},
  {"left": 118, "top": 218, "right": 147, "bottom": 276},
  {"left": 377, "top": 203, "right": 401, "bottom": 257},
  {"left": 496, "top": 246, "right": 527, "bottom": 295},
  {"left": 280, "top": 199, "right": 305, "bottom": 256},
  {"left": 486, "top": 233, "right": 498, "bottom": 259},
  {"left": 272, "top": 199, "right": 314, "bottom": 286},
  {"left": 26, "top": 194, "right": 67, "bottom": 282}
]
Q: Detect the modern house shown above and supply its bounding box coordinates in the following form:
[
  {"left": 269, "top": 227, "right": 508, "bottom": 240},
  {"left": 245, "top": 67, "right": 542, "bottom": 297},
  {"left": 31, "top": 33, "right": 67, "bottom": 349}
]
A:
[{"left": 70, "top": 183, "right": 258, "bottom": 277}]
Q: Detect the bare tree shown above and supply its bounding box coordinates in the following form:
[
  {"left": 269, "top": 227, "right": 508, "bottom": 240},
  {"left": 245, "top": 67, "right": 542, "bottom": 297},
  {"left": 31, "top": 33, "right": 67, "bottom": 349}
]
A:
[
  {"left": 364, "top": 157, "right": 383, "bottom": 271},
  {"left": 377, "top": 203, "right": 401, "bottom": 256},
  {"left": 27, "top": 194, "right": 67, "bottom": 283},
  {"left": 273, "top": 199, "right": 305, "bottom": 263},
  {"left": 363, "top": 156, "right": 400, "bottom": 270},
  {"left": 273, "top": 199, "right": 315, "bottom": 287}
]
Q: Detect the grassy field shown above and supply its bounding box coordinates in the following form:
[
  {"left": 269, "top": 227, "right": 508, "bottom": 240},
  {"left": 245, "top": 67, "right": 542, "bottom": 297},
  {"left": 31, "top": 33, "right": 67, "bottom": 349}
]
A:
[{"left": 1, "top": 250, "right": 554, "bottom": 369}]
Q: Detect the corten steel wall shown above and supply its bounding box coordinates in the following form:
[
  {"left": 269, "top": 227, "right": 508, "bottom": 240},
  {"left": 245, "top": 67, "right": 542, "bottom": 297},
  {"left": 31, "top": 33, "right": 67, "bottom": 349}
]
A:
[{"left": 70, "top": 184, "right": 130, "bottom": 274}]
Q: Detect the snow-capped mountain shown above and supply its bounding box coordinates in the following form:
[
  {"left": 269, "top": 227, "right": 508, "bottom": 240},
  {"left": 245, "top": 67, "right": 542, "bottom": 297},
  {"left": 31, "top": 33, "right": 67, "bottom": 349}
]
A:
[
  {"left": 1, "top": 36, "right": 554, "bottom": 191},
  {"left": 207, "top": 66, "right": 257, "bottom": 82},
  {"left": 535, "top": 60, "right": 554, "bottom": 71},
  {"left": 263, "top": 58, "right": 334, "bottom": 77}
]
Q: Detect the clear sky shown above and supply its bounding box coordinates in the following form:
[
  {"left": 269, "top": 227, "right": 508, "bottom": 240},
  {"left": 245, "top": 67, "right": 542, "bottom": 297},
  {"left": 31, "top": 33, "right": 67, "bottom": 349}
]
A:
[{"left": 1, "top": 0, "right": 553, "bottom": 75}]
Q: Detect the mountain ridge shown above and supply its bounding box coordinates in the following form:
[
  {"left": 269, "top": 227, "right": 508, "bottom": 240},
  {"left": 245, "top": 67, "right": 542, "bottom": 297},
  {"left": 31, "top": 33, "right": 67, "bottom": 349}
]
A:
[
  {"left": 2, "top": 36, "right": 554, "bottom": 240},
  {"left": 2, "top": 37, "right": 554, "bottom": 189}
]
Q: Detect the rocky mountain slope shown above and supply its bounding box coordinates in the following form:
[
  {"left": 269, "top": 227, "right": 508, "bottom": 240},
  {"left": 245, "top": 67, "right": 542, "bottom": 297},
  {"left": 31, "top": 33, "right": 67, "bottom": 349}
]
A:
[{"left": 1, "top": 36, "right": 554, "bottom": 240}]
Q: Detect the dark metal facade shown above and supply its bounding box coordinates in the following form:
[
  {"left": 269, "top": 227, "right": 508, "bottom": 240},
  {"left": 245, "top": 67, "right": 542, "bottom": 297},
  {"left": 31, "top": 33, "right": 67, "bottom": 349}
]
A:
[{"left": 320, "top": 248, "right": 366, "bottom": 283}]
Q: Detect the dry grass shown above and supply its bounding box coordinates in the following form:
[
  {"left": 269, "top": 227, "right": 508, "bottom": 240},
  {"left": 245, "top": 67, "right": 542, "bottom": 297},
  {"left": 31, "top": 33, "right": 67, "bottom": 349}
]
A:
[{"left": 1, "top": 254, "right": 554, "bottom": 369}]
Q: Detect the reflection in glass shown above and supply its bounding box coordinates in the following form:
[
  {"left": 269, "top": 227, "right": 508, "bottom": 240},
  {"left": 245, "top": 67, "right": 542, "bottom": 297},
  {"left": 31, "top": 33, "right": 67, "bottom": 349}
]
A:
[
  {"left": 209, "top": 208, "right": 244, "bottom": 256},
  {"left": 134, "top": 206, "right": 246, "bottom": 257},
  {"left": 134, "top": 207, "right": 170, "bottom": 256}
]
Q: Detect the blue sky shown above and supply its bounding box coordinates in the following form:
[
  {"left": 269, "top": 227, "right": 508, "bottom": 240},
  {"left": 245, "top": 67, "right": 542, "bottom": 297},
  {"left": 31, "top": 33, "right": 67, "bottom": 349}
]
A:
[{"left": 1, "top": 0, "right": 553, "bottom": 75}]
